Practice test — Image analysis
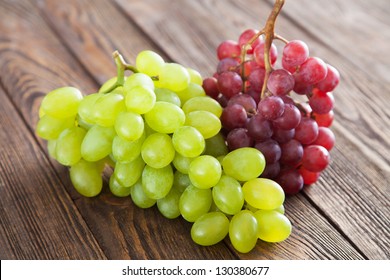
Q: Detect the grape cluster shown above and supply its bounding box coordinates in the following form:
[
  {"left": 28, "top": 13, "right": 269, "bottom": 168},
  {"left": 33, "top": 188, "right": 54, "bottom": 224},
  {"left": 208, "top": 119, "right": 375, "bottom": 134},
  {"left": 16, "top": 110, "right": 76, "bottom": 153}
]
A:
[
  {"left": 36, "top": 50, "right": 292, "bottom": 253},
  {"left": 203, "top": 29, "right": 339, "bottom": 195}
]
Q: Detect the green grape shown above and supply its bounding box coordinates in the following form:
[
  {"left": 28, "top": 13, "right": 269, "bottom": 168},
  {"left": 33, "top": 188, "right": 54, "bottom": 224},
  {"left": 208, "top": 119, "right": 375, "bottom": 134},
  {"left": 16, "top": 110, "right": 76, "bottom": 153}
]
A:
[
  {"left": 135, "top": 50, "right": 165, "bottom": 77},
  {"left": 172, "top": 126, "right": 205, "bottom": 158},
  {"left": 109, "top": 175, "right": 132, "bottom": 197},
  {"left": 275, "top": 205, "right": 285, "bottom": 214},
  {"left": 125, "top": 85, "right": 156, "bottom": 114},
  {"left": 254, "top": 210, "right": 292, "bottom": 242},
  {"left": 155, "top": 88, "right": 181, "bottom": 107},
  {"left": 124, "top": 73, "right": 155, "bottom": 92},
  {"left": 70, "top": 159, "right": 103, "bottom": 197},
  {"left": 114, "top": 111, "right": 144, "bottom": 141},
  {"left": 47, "top": 140, "right": 57, "bottom": 159},
  {"left": 212, "top": 175, "right": 244, "bottom": 215},
  {"left": 191, "top": 212, "right": 229, "bottom": 246},
  {"left": 144, "top": 101, "right": 185, "bottom": 134},
  {"left": 172, "top": 153, "right": 195, "bottom": 174},
  {"left": 182, "top": 96, "right": 222, "bottom": 117},
  {"left": 185, "top": 110, "right": 221, "bottom": 139},
  {"left": 157, "top": 187, "right": 181, "bottom": 219},
  {"left": 131, "top": 179, "right": 156, "bottom": 208},
  {"left": 141, "top": 133, "right": 175, "bottom": 168},
  {"left": 36, "top": 114, "right": 75, "bottom": 140},
  {"left": 176, "top": 83, "right": 205, "bottom": 104},
  {"left": 204, "top": 133, "right": 229, "bottom": 158},
  {"left": 142, "top": 164, "right": 174, "bottom": 199},
  {"left": 76, "top": 115, "right": 93, "bottom": 130},
  {"left": 41, "top": 87, "right": 83, "bottom": 119},
  {"left": 98, "top": 77, "right": 117, "bottom": 93},
  {"left": 81, "top": 125, "right": 116, "bottom": 162},
  {"left": 186, "top": 68, "right": 203, "bottom": 85},
  {"left": 242, "top": 178, "right": 284, "bottom": 210},
  {"left": 55, "top": 127, "right": 86, "bottom": 166},
  {"left": 173, "top": 170, "right": 191, "bottom": 193},
  {"left": 188, "top": 155, "right": 221, "bottom": 189},
  {"left": 222, "top": 147, "right": 265, "bottom": 182},
  {"left": 93, "top": 92, "right": 126, "bottom": 127},
  {"left": 114, "top": 155, "right": 145, "bottom": 187},
  {"left": 179, "top": 185, "right": 212, "bottom": 222},
  {"left": 229, "top": 210, "right": 259, "bottom": 253},
  {"left": 158, "top": 63, "right": 190, "bottom": 92},
  {"left": 77, "top": 93, "right": 103, "bottom": 125},
  {"left": 112, "top": 134, "right": 145, "bottom": 163}
]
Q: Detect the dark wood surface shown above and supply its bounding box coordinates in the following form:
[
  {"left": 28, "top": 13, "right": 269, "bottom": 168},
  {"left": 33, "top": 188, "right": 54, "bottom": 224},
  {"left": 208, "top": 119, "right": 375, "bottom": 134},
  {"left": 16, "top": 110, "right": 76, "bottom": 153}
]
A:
[{"left": 0, "top": 0, "right": 388, "bottom": 260}]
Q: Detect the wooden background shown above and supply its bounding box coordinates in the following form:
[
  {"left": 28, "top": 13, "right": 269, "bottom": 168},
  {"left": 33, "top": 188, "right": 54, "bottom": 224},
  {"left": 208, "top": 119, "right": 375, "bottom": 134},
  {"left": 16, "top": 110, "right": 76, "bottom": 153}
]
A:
[{"left": 0, "top": 0, "right": 389, "bottom": 260}]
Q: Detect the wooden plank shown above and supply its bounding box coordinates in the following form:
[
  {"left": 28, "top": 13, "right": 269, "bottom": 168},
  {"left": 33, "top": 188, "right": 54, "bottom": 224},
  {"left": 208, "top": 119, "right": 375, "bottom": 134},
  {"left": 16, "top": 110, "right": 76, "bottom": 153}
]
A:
[
  {"left": 0, "top": 86, "right": 106, "bottom": 259},
  {"left": 115, "top": 0, "right": 389, "bottom": 259},
  {"left": 37, "top": 1, "right": 362, "bottom": 259},
  {"left": 0, "top": 0, "right": 236, "bottom": 259}
]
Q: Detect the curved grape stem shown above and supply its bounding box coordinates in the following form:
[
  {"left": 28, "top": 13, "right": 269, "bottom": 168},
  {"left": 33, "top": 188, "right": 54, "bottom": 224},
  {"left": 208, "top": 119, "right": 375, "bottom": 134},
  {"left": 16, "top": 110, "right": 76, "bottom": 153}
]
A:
[{"left": 274, "top": 34, "right": 289, "bottom": 44}]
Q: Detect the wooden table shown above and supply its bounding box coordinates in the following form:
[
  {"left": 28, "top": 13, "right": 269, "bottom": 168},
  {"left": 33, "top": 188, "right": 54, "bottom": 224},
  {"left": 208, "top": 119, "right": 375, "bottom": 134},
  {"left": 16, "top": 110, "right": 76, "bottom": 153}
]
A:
[{"left": 0, "top": 0, "right": 389, "bottom": 260}]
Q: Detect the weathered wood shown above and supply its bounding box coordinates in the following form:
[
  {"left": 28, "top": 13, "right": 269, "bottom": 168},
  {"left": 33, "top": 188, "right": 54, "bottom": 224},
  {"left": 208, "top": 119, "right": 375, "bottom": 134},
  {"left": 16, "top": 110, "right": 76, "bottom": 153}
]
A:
[
  {"left": 0, "top": 0, "right": 236, "bottom": 259},
  {"left": 115, "top": 0, "right": 390, "bottom": 259},
  {"left": 0, "top": 86, "right": 106, "bottom": 259}
]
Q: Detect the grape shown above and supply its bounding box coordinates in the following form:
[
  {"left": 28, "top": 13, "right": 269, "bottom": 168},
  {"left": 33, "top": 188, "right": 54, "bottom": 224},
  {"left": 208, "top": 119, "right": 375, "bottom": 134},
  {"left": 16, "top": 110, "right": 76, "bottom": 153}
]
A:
[
  {"left": 185, "top": 111, "right": 221, "bottom": 139},
  {"left": 135, "top": 50, "right": 165, "bottom": 77},
  {"left": 172, "top": 126, "right": 205, "bottom": 158},
  {"left": 258, "top": 96, "right": 285, "bottom": 120},
  {"left": 253, "top": 42, "right": 278, "bottom": 67},
  {"left": 254, "top": 139, "right": 281, "bottom": 164},
  {"left": 112, "top": 134, "right": 144, "bottom": 163},
  {"left": 280, "top": 139, "right": 303, "bottom": 166},
  {"left": 131, "top": 179, "right": 156, "bottom": 209},
  {"left": 144, "top": 101, "right": 185, "bottom": 134},
  {"left": 202, "top": 77, "right": 220, "bottom": 99},
  {"left": 276, "top": 169, "right": 304, "bottom": 195},
  {"left": 259, "top": 161, "right": 280, "bottom": 179},
  {"left": 81, "top": 125, "right": 116, "bottom": 162},
  {"left": 273, "top": 104, "right": 301, "bottom": 130},
  {"left": 125, "top": 85, "right": 156, "bottom": 114},
  {"left": 109, "top": 175, "right": 132, "bottom": 197},
  {"left": 220, "top": 104, "right": 247, "bottom": 131},
  {"left": 217, "top": 71, "right": 243, "bottom": 98},
  {"left": 41, "top": 87, "right": 82, "bottom": 119},
  {"left": 295, "top": 57, "right": 327, "bottom": 85},
  {"left": 229, "top": 210, "right": 258, "bottom": 253},
  {"left": 293, "top": 80, "right": 313, "bottom": 95},
  {"left": 182, "top": 96, "right": 223, "bottom": 117},
  {"left": 114, "top": 156, "right": 145, "bottom": 187},
  {"left": 188, "top": 155, "right": 222, "bottom": 189},
  {"left": 77, "top": 93, "right": 102, "bottom": 125},
  {"left": 254, "top": 210, "right": 292, "bottom": 242},
  {"left": 47, "top": 140, "right": 57, "bottom": 159},
  {"left": 55, "top": 127, "right": 86, "bottom": 166},
  {"left": 124, "top": 73, "right": 155, "bottom": 92},
  {"left": 222, "top": 147, "right": 265, "bottom": 181},
  {"left": 179, "top": 185, "right": 212, "bottom": 222},
  {"left": 316, "top": 64, "right": 340, "bottom": 92},
  {"left": 172, "top": 153, "right": 195, "bottom": 174},
  {"left": 93, "top": 92, "right": 126, "bottom": 127},
  {"left": 159, "top": 63, "right": 190, "bottom": 92},
  {"left": 246, "top": 88, "right": 261, "bottom": 104},
  {"left": 312, "top": 127, "right": 335, "bottom": 151},
  {"left": 217, "top": 57, "right": 240, "bottom": 74},
  {"left": 272, "top": 127, "right": 295, "bottom": 144},
  {"left": 309, "top": 90, "right": 334, "bottom": 114},
  {"left": 115, "top": 111, "right": 144, "bottom": 141},
  {"left": 248, "top": 68, "right": 266, "bottom": 92},
  {"left": 247, "top": 114, "right": 273, "bottom": 142},
  {"left": 238, "top": 29, "right": 262, "bottom": 53},
  {"left": 141, "top": 133, "right": 175, "bottom": 168},
  {"left": 176, "top": 83, "right": 206, "bottom": 104},
  {"left": 242, "top": 178, "right": 284, "bottom": 210},
  {"left": 98, "top": 77, "right": 118, "bottom": 94},
  {"left": 173, "top": 170, "right": 191, "bottom": 193},
  {"left": 302, "top": 145, "right": 330, "bottom": 172},
  {"left": 294, "top": 117, "right": 319, "bottom": 145},
  {"left": 227, "top": 94, "right": 257, "bottom": 114},
  {"left": 226, "top": 128, "right": 254, "bottom": 150},
  {"left": 36, "top": 114, "right": 75, "bottom": 140},
  {"left": 70, "top": 159, "right": 103, "bottom": 197},
  {"left": 142, "top": 164, "right": 174, "bottom": 200},
  {"left": 155, "top": 88, "right": 181, "bottom": 107},
  {"left": 204, "top": 133, "right": 229, "bottom": 158},
  {"left": 313, "top": 110, "right": 334, "bottom": 127},
  {"left": 267, "top": 69, "right": 295, "bottom": 96},
  {"left": 157, "top": 188, "right": 181, "bottom": 219},
  {"left": 187, "top": 68, "right": 203, "bottom": 85},
  {"left": 191, "top": 212, "right": 229, "bottom": 246},
  {"left": 299, "top": 167, "right": 320, "bottom": 185},
  {"left": 217, "top": 40, "right": 241, "bottom": 60},
  {"left": 212, "top": 175, "right": 244, "bottom": 215},
  {"left": 282, "top": 40, "right": 309, "bottom": 67}
]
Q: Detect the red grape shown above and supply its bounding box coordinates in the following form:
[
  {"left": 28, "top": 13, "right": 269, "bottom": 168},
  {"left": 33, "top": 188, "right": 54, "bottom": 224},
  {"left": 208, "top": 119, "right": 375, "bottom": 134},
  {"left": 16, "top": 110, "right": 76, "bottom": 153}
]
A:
[
  {"left": 313, "top": 110, "right": 334, "bottom": 127},
  {"left": 217, "top": 57, "right": 240, "bottom": 74},
  {"left": 254, "top": 139, "right": 281, "bottom": 164},
  {"left": 247, "top": 114, "right": 273, "bottom": 141},
  {"left": 238, "top": 29, "right": 262, "bottom": 54},
  {"left": 253, "top": 42, "right": 278, "bottom": 68},
  {"left": 227, "top": 94, "right": 257, "bottom": 114},
  {"left": 295, "top": 57, "right": 328, "bottom": 85},
  {"left": 248, "top": 68, "right": 266, "bottom": 92},
  {"left": 202, "top": 77, "right": 219, "bottom": 99},
  {"left": 311, "top": 127, "right": 335, "bottom": 150},
  {"left": 273, "top": 104, "right": 301, "bottom": 130},
  {"left": 294, "top": 117, "right": 319, "bottom": 145},
  {"left": 217, "top": 71, "right": 243, "bottom": 98},
  {"left": 258, "top": 96, "right": 285, "bottom": 120},
  {"left": 226, "top": 128, "right": 254, "bottom": 150},
  {"left": 276, "top": 169, "right": 304, "bottom": 195},
  {"left": 299, "top": 167, "right": 320, "bottom": 185},
  {"left": 302, "top": 145, "right": 330, "bottom": 172},
  {"left": 267, "top": 69, "right": 295, "bottom": 96},
  {"left": 220, "top": 104, "right": 247, "bottom": 131},
  {"left": 280, "top": 139, "right": 303, "bottom": 166},
  {"left": 217, "top": 40, "right": 241, "bottom": 60},
  {"left": 282, "top": 40, "right": 309, "bottom": 67},
  {"left": 309, "top": 90, "right": 334, "bottom": 114},
  {"left": 316, "top": 64, "right": 340, "bottom": 92}
]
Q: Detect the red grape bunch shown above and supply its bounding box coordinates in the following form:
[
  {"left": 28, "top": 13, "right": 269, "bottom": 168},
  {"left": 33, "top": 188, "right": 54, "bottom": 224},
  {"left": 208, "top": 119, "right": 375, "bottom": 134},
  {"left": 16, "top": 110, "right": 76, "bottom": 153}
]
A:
[{"left": 202, "top": 8, "right": 339, "bottom": 195}]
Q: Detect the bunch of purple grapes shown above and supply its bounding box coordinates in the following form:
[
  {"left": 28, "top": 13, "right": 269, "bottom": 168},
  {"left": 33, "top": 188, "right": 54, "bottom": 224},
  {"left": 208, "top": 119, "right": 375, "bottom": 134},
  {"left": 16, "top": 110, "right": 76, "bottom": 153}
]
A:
[{"left": 202, "top": 29, "right": 340, "bottom": 194}]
